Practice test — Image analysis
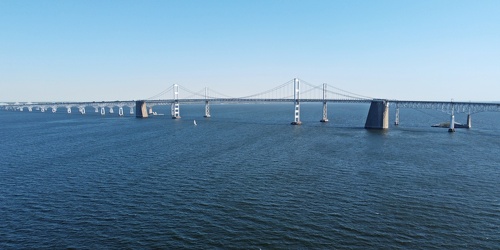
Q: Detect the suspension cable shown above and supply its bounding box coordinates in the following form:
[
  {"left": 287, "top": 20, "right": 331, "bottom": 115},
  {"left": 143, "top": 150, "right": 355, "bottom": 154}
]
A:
[
  {"left": 146, "top": 85, "right": 173, "bottom": 100},
  {"left": 236, "top": 79, "right": 294, "bottom": 99}
]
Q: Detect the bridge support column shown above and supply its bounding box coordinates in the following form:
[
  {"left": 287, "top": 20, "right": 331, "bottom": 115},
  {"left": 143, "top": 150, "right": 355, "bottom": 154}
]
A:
[
  {"left": 79, "top": 107, "right": 86, "bottom": 114},
  {"left": 320, "top": 101, "right": 328, "bottom": 122},
  {"left": 394, "top": 106, "right": 400, "bottom": 126},
  {"left": 291, "top": 78, "right": 302, "bottom": 125},
  {"left": 365, "top": 100, "right": 389, "bottom": 129},
  {"left": 118, "top": 107, "right": 124, "bottom": 116},
  {"left": 204, "top": 101, "right": 211, "bottom": 118},
  {"left": 448, "top": 104, "right": 455, "bottom": 132},
  {"left": 204, "top": 88, "right": 211, "bottom": 118},
  {"left": 171, "top": 84, "right": 181, "bottom": 119},
  {"left": 449, "top": 113, "right": 455, "bottom": 132},
  {"left": 466, "top": 114, "right": 472, "bottom": 129},
  {"left": 100, "top": 107, "right": 105, "bottom": 115},
  {"left": 135, "top": 100, "right": 148, "bottom": 118},
  {"left": 67, "top": 107, "right": 72, "bottom": 114},
  {"left": 320, "top": 83, "right": 328, "bottom": 122},
  {"left": 171, "top": 102, "right": 180, "bottom": 119}
]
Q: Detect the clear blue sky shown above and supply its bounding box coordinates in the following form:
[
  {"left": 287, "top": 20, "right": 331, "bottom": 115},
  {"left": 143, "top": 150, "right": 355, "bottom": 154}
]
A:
[{"left": 1, "top": 0, "right": 499, "bottom": 102}]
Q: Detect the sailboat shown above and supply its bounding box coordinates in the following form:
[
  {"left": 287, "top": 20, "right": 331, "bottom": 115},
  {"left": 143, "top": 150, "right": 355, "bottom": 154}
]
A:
[{"left": 193, "top": 120, "right": 197, "bottom": 126}]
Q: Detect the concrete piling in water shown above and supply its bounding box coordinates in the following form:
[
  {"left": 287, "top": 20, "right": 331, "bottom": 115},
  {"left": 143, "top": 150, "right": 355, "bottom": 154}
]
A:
[
  {"left": 135, "top": 100, "right": 148, "bottom": 118},
  {"left": 466, "top": 114, "right": 472, "bottom": 129},
  {"left": 365, "top": 100, "right": 389, "bottom": 129}
]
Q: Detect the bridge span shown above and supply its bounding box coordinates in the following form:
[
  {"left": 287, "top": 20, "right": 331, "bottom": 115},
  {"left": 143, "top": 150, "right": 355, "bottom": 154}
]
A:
[{"left": 2, "top": 78, "right": 500, "bottom": 132}]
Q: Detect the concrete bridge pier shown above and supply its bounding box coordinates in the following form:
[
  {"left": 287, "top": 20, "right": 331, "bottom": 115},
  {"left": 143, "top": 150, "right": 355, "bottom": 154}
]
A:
[
  {"left": 364, "top": 100, "right": 389, "bottom": 129},
  {"left": 449, "top": 114, "right": 455, "bottom": 132},
  {"left": 135, "top": 100, "right": 148, "bottom": 118},
  {"left": 466, "top": 114, "right": 472, "bottom": 128},
  {"left": 448, "top": 107, "right": 455, "bottom": 132}
]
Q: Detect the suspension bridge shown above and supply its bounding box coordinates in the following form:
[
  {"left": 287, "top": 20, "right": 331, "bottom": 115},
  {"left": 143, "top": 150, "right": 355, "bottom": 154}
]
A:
[{"left": 2, "top": 78, "right": 500, "bottom": 132}]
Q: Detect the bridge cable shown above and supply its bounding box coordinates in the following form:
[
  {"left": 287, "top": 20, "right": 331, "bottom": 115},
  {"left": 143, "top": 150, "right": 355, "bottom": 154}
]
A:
[
  {"left": 236, "top": 79, "right": 294, "bottom": 99},
  {"left": 146, "top": 85, "right": 174, "bottom": 100}
]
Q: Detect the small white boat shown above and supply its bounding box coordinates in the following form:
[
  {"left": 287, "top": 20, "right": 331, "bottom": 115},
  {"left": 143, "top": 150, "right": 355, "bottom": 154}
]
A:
[{"left": 193, "top": 120, "right": 197, "bottom": 126}]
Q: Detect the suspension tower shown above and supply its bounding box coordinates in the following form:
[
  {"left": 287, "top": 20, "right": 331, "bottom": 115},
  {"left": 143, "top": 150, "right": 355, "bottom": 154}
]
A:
[
  {"left": 291, "top": 78, "right": 302, "bottom": 125},
  {"left": 204, "top": 87, "right": 211, "bottom": 118},
  {"left": 320, "top": 83, "right": 329, "bottom": 122},
  {"left": 171, "top": 84, "right": 181, "bottom": 119}
]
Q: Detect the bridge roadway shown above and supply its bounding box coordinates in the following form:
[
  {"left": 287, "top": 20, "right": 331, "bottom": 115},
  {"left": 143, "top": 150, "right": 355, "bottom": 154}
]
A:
[{"left": 147, "top": 98, "right": 372, "bottom": 104}]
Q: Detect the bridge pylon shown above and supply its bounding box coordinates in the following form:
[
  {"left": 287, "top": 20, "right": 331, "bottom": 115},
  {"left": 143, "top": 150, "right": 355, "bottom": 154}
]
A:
[
  {"left": 320, "top": 83, "right": 329, "bottom": 122},
  {"left": 365, "top": 100, "right": 389, "bottom": 129},
  {"left": 171, "top": 84, "right": 181, "bottom": 119},
  {"left": 135, "top": 100, "right": 148, "bottom": 118},
  {"left": 291, "top": 78, "right": 302, "bottom": 125},
  {"left": 204, "top": 87, "right": 211, "bottom": 118}
]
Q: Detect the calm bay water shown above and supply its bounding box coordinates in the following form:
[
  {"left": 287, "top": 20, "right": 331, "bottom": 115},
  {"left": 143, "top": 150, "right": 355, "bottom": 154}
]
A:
[{"left": 1, "top": 103, "right": 499, "bottom": 249}]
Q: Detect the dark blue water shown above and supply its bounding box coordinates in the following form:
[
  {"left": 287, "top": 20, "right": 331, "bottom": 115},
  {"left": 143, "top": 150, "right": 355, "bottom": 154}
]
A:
[{"left": 1, "top": 103, "right": 499, "bottom": 249}]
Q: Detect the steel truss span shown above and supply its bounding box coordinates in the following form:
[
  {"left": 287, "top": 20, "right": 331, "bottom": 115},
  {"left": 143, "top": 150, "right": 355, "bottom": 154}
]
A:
[
  {"left": 1, "top": 101, "right": 137, "bottom": 116},
  {"left": 391, "top": 100, "right": 500, "bottom": 114}
]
